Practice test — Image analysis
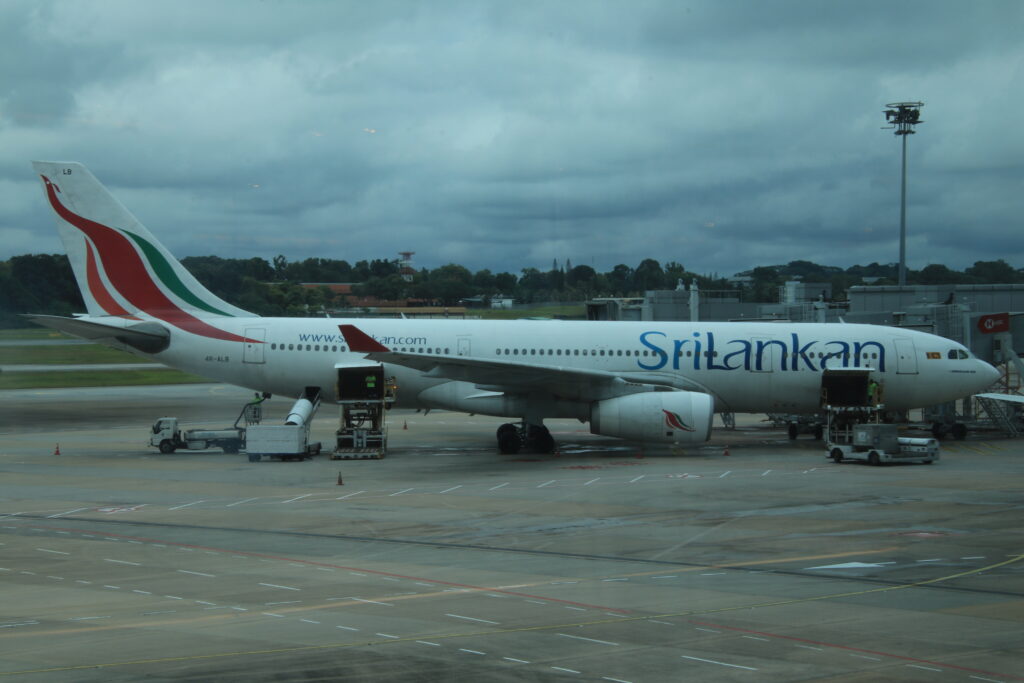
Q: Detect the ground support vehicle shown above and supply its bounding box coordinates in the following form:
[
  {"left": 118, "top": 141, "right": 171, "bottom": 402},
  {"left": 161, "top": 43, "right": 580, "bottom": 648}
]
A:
[
  {"left": 332, "top": 364, "right": 394, "bottom": 459},
  {"left": 826, "top": 414, "right": 939, "bottom": 466},
  {"left": 149, "top": 418, "right": 244, "bottom": 454},
  {"left": 246, "top": 387, "right": 322, "bottom": 462}
]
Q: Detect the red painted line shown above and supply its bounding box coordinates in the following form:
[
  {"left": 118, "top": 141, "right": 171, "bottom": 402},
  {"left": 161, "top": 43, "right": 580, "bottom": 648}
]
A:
[
  {"left": 27, "top": 522, "right": 630, "bottom": 614},
  {"left": 689, "top": 618, "right": 1024, "bottom": 681}
]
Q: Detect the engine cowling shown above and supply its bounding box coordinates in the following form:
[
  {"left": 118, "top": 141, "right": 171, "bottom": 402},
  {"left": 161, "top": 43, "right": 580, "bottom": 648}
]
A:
[{"left": 591, "top": 391, "right": 714, "bottom": 444}]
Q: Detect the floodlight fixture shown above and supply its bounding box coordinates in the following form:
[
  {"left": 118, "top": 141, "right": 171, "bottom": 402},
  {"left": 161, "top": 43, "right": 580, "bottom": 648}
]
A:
[{"left": 882, "top": 101, "right": 924, "bottom": 286}]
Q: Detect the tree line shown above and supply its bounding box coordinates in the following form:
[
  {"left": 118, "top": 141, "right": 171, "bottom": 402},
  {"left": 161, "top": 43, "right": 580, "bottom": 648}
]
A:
[{"left": 1, "top": 252, "right": 1020, "bottom": 327}]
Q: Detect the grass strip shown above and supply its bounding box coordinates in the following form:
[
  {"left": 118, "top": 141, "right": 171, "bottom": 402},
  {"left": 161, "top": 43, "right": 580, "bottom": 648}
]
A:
[
  {"left": 0, "top": 368, "right": 211, "bottom": 390},
  {"left": 0, "top": 344, "right": 142, "bottom": 365},
  {"left": 0, "top": 327, "right": 73, "bottom": 341}
]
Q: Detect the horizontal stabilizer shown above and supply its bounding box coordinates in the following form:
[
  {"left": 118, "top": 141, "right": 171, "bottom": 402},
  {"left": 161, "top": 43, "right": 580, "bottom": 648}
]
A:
[{"left": 24, "top": 314, "right": 170, "bottom": 354}]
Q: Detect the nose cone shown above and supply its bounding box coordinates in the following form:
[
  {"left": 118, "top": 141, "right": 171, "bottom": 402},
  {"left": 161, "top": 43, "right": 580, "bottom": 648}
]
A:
[{"left": 977, "top": 361, "right": 1001, "bottom": 391}]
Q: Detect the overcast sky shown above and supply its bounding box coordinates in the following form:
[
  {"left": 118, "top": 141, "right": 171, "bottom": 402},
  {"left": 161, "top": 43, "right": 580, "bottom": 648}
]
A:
[{"left": 2, "top": 1, "right": 1022, "bottom": 277}]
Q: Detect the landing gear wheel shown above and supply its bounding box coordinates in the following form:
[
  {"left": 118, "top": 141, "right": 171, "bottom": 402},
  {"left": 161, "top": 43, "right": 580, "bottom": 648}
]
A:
[
  {"left": 497, "top": 430, "right": 521, "bottom": 454},
  {"left": 830, "top": 448, "right": 843, "bottom": 463},
  {"left": 159, "top": 439, "right": 176, "bottom": 454},
  {"left": 497, "top": 423, "right": 517, "bottom": 439},
  {"left": 951, "top": 423, "right": 967, "bottom": 440},
  {"left": 528, "top": 425, "right": 555, "bottom": 453},
  {"left": 931, "top": 422, "right": 948, "bottom": 439},
  {"left": 787, "top": 423, "right": 799, "bottom": 440},
  {"left": 868, "top": 451, "right": 881, "bottom": 467}
]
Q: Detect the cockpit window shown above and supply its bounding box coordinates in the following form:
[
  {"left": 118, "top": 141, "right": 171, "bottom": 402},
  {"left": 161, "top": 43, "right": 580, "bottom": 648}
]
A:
[{"left": 948, "top": 349, "right": 957, "bottom": 359}]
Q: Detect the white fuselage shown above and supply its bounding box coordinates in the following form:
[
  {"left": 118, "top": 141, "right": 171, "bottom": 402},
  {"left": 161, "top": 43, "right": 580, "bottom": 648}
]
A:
[{"left": 100, "top": 316, "right": 996, "bottom": 416}]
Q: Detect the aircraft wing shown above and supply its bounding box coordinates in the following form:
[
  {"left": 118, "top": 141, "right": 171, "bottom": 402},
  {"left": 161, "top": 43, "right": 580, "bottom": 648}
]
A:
[
  {"left": 338, "top": 324, "right": 705, "bottom": 401},
  {"left": 975, "top": 392, "right": 1024, "bottom": 405}
]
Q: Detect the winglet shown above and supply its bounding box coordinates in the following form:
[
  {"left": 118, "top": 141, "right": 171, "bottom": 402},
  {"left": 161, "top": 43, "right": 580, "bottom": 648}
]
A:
[{"left": 339, "top": 324, "right": 390, "bottom": 353}]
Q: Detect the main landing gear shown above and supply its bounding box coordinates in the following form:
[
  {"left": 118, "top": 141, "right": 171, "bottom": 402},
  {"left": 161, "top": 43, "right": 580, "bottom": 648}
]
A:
[{"left": 496, "top": 421, "right": 555, "bottom": 454}]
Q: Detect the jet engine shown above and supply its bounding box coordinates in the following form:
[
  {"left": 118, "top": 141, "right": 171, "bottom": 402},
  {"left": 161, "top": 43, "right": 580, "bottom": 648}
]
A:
[{"left": 590, "top": 391, "right": 714, "bottom": 444}]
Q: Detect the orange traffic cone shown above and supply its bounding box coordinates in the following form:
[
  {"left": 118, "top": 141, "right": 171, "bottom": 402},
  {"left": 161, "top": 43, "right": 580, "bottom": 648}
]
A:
[
  {"left": 54, "top": 444, "right": 61, "bottom": 455},
  {"left": 723, "top": 445, "right": 730, "bottom": 457},
  {"left": 337, "top": 472, "right": 344, "bottom": 486},
  {"left": 635, "top": 451, "right": 644, "bottom": 459},
  {"left": 403, "top": 420, "right": 408, "bottom": 430}
]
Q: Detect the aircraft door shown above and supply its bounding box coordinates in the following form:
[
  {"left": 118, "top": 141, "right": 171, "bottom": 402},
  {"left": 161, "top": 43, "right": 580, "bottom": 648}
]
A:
[
  {"left": 243, "top": 328, "right": 266, "bottom": 364},
  {"left": 894, "top": 338, "right": 918, "bottom": 374},
  {"left": 457, "top": 336, "right": 471, "bottom": 357}
]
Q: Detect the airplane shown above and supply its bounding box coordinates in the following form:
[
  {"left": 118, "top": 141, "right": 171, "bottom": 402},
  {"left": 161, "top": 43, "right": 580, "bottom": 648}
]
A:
[{"left": 27, "top": 160, "right": 1001, "bottom": 453}]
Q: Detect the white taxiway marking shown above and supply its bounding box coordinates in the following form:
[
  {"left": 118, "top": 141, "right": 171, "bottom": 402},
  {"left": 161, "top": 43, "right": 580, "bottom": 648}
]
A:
[
  {"left": 602, "top": 677, "right": 633, "bottom": 683},
  {"left": 47, "top": 507, "right": 88, "bottom": 519},
  {"left": 695, "top": 627, "right": 720, "bottom": 633},
  {"left": 504, "top": 657, "right": 530, "bottom": 664},
  {"left": 459, "top": 649, "right": 486, "bottom": 655},
  {"left": 850, "top": 654, "right": 881, "bottom": 661},
  {"left": 416, "top": 640, "right": 441, "bottom": 646},
  {"left": 917, "top": 558, "right": 942, "bottom": 563},
  {"left": 105, "top": 558, "right": 141, "bottom": 566},
  {"left": 177, "top": 570, "right": 215, "bottom": 577},
  {"left": 552, "top": 667, "right": 580, "bottom": 674},
  {"left": 795, "top": 645, "right": 823, "bottom": 651},
  {"left": 969, "top": 676, "right": 1004, "bottom": 683},
  {"left": 390, "top": 488, "right": 413, "bottom": 496},
  {"left": 0, "top": 621, "right": 39, "bottom": 628},
  {"left": 557, "top": 633, "right": 619, "bottom": 646},
  {"left": 300, "top": 619, "right": 320, "bottom": 624},
  {"left": 629, "top": 475, "right": 644, "bottom": 483},
  {"left": 440, "top": 485, "right": 462, "bottom": 493},
  {"left": 132, "top": 590, "right": 152, "bottom": 595},
  {"left": 907, "top": 664, "right": 942, "bottom": 672},
  {"left": 263, "top": 612, "right": 284, "bottom": 618},
  {"left": 652, "top": 576, "right": 677, "bottom": 579},
  {"left": 350, "top": 597, "right": 392, "bottom": 606},
  {"left": 489, "top": 482, "right": 508, "bottom": 491},
  {"left": 761, "top": 470, "right": 771, "bottom": 476},
  {"left": 281, "top": 494, "right": 312, "bottom": 504},
  {"left": 67, "top": 616, "right": 109, "bottom": 621},
  {"left": 742, "top": 635, "right": 769, "bottom": 642},
  {"left": 807, "top": 562, "right": 884, "bottom": 570},
  {"left": 337, "top": 491, "right": 365, "bottom": 500},
  {"left": 681, "top": 655, "right": 757, "bottom": 670},
  {"left": 259, "top": 583, "right": 300, "bottom": 591},
  {"left": 537, "top": 480, "right": 555, "bottom": 488},
  {"left": 226, "top": 497, "right": 259, "bottom": 507},
  {"left": 103, "top": 585, "right": 120, "bottom": 589},
  {"left": 36, "top": 547, "right": 69, "bottom": 555},
  {"left": 584, "top": 478, "right": 599, "bottom": 486},
  {"left": 168, "top": 500, "right": 206, "bottom": 511},
  {"left": 265, "top": 601, "right": 301, "bottom": 606},
  {"left": 446, "top": 613, "right": 500, "bottom": 625},
  {"left": 336, "top": 625, "right": 359, "bottom": 631},
  {"left": 195, "top": 600, "right": 216, "bottom": 605},
  {"left": 961, "top": 556, "right": 985, "bottom": 560},
  {"left": 164, "top": 595, "right": 183, "bottom": 600},
  {"left": 648, "top": 620, "right": 673, "bottom": 625},
  {"left": 377, "top": 633, "right": 399, "bottom": 639},
  {"left": 719, "top": 471, "right": 731, "bottom": 478}
]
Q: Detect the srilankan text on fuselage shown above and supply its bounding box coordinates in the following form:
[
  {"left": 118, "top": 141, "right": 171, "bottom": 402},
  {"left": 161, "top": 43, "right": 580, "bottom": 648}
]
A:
[{"left": 638, "top": 330, "right": 884, "bottom": 373}]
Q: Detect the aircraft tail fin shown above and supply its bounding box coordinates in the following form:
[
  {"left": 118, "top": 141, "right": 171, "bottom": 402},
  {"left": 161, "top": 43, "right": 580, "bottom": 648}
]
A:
[{"left": 31, "top": 161, "right": 253, "bottom": 320}]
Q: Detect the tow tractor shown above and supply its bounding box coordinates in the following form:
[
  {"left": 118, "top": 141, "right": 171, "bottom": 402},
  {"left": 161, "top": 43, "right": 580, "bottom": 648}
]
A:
[
  {"left": 149, "top": 399, "right": 255, "bottom": 454},
  {"left": 821, "top": 368, "right": 939, "bottom": 466}
]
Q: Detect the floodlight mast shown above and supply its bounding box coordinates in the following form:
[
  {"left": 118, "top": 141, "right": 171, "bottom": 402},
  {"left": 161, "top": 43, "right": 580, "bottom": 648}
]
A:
[{"left": 882, "top": 101, "right": 924, "bottom": 286}]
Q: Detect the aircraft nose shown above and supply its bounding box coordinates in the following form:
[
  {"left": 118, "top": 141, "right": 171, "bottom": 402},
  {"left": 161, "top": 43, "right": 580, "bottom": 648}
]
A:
[{"left": 978, "top": 361, "right": 1000, "bottom": 390}]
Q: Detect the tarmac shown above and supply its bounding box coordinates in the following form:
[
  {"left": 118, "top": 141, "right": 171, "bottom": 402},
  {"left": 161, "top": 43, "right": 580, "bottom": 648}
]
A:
[{"left": 1, "top": 383, "right": 1022, "bottom": 682}]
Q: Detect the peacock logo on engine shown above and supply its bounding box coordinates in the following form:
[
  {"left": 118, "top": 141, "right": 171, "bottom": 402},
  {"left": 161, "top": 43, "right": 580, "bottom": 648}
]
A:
[{"left": 663, "top": 409, "right": 695, "bottom": 432}]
